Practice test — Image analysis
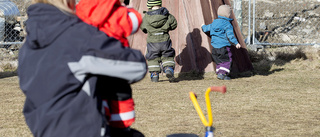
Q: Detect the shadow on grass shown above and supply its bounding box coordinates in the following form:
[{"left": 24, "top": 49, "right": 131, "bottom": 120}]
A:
[
  {"left": 175, "top": 70, "right": 206, "bottom": 82},
  {"left": 0, "top": 70, "right": 17, "bottom": 79},
  {"left": 175, "top": 28, "right": 213, "bottom": 82},
  {"left": 245, "top": 47, "right": 307, "bottom": 76},
  {"left": 175, "top": 47, "right": 308, "bottom": 80}
]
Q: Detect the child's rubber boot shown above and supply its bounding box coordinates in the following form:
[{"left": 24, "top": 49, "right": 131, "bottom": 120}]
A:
[
  {"left": 217, "top": 73, "right": 231, "bottom": 80},
  {"left": 164, "top": 67, "right": 175, "bottom": 82},
  {"left": 150, "top": 72, "right": 159, "bottom": 82}
]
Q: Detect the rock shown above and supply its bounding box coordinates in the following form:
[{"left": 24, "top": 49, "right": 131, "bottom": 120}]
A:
[
  {"left": 279, "top": 34, "right": 291, "bottom": 43},
  {"left": 313, "top": 44, "right": 320, "bottom": 48},
  {"left": 302, "top": 29, "right": 313, "bottom": 34},
  {"left": 264, "top": 10, "right": 274, "bottom": 18}
]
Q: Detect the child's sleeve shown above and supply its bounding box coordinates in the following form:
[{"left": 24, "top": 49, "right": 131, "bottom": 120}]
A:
[
  {"left": 168, "top": 14, "right": 178, "bottom": 30},
  {"left": 225, "top": 23, "right": 239, "bottom": 45},
  {"left": 126, "top": 8, "right": 143, "bottom": 35},
  {"left": 107, "top": 7, "right": 142, "bottom": 38},
  {"left": 68, "top": 31, "right": 147, "bottom": 84},
  {"left": 140, "top": 17, "right": 148, "bottom": 34},
  {"left": 201, "top": 24, "right": 210, "bottom": 33}
]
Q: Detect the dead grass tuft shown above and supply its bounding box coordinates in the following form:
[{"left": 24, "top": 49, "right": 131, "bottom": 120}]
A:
[
  {"left": 0, "top": 48, "right": 19, "bottom": 72},
  {"left": 248, "top": 46, "right": 320, "bottom": 75}
]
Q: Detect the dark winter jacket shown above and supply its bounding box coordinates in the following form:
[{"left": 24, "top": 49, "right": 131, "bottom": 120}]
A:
[
  {"left": 18, "top": 3, "right": 147, "bottom": 137},
  {"left": 201, "top": 16, "right": 239, "bottom": 48},
  {"left": 140, "top": 7, "right": 177, "bottom": 43}
]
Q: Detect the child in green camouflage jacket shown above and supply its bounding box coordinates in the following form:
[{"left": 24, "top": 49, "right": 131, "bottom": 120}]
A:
[{"left": 140, "top": 0, "right": 177, "bottom": 82}]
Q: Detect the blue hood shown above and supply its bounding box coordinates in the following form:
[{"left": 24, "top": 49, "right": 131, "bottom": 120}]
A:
[
  {"left": 25, "top": 4, "right": 80, "bottom": 49},
  {"left": 217, "top": 15, "right": 233, "bottom": 21}
]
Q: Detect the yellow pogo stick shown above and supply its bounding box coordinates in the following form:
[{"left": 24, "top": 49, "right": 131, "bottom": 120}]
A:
[{"left": 189, "top": 86, "right": 226, "bottom": 137}]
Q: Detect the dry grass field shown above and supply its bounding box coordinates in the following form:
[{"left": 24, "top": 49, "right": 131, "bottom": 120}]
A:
[{"left": 0, "top": 46, "right": 320, "bottom": 137}]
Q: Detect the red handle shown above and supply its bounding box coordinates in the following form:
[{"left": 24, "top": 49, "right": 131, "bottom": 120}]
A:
[{"left": 210, "top": 86, "right": 226, "bottom": 94}]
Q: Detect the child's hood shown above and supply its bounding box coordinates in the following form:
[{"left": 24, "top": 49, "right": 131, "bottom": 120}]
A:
[
  {"left": 217, "top": 15, "right": 233, "bottom": 21},
  {"left": 76, "top": 0, "right": 120, "bottom": 26},
  {"left": 25, "top": 4, "right": 79, "bottom": 49},
  {"left": 217, "top": 5, "right": 231, "bottom": 18},
  {"left": 145, "top": 7, "right": 169, "bottom": 28}
]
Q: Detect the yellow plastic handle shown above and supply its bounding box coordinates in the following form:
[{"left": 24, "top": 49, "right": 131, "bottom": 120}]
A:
[
  {"left": 205, "top": 87, "right": 213, "bottom": 126},
  {"left": 189, "top": 91, "right": 209, "bottom": 126},
  {"left": 190, "top": 86, "right": 227, "bottom": 127}
]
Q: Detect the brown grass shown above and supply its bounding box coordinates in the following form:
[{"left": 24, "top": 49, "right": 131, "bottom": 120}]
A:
[{"left": 0, "top": 46, "right": 319, "bottom": 137}]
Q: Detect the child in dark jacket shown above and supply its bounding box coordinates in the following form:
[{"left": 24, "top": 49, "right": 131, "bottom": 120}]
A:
[
  {"left": 201, "top": 5, "right": 241, "bottom": 80},
  {"left": 18, "top": 0, "right": 147, "bottom": 137},
  {"left": 140, "top": 0, "right": 178, "bottom": 82},
  {"left": 76, "top": 0, "right": 143, "bottom": 136}
]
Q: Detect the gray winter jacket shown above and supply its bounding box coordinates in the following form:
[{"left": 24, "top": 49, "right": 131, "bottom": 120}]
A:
[{"left": 18, "top": 3, "right": 147, "bottom": 137}]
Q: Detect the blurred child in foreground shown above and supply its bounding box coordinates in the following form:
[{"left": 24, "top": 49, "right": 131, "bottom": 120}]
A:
[
  {"left": 76, "top": 0, "right": 144, "bottom": 136},
  {"left": 18, "top": 0, "right": 147, "bottom": 136}
]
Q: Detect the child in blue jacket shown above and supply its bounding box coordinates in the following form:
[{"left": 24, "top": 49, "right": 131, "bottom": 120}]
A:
[{"left": 201, "top": 5, "right": 241, "bottom": 80}]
